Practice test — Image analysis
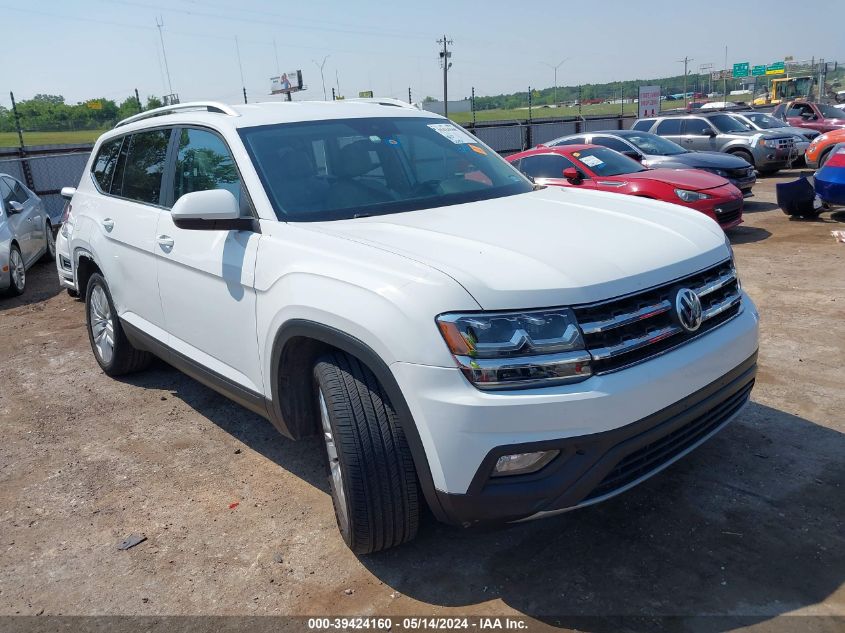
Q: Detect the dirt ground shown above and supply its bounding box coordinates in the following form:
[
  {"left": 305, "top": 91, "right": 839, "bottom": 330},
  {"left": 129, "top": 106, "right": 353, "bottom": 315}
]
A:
[{"left": 1, "top": 170, "right": 843, "bottom": 632}]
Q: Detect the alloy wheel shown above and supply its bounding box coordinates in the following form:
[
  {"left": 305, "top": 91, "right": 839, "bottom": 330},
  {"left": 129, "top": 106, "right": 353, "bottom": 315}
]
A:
[
  {"left": 9, "top": 249, "right": 25, "bottom": 291},
  {"left": 89, "top": 285, "right": 115, "bottom": 365},
  {"left": 319, "top": 390, "right": 349, "bottom": 533}
]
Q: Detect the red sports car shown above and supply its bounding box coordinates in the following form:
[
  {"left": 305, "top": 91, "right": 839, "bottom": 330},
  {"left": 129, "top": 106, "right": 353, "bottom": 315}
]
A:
[{"left": 507, "top": 144, "right": 744, "bottom": 229}]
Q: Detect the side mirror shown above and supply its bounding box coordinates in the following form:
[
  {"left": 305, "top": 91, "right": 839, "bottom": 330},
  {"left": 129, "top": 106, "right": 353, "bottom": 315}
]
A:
[
  {"left": 622, "top": 150, "right": 643, "bottom": 162},
  {"left": 563, "top": 167, "right": 581, "bottom": 182},
  {"left": 7, "top": 201, "right": 24, "bottom": 214},
  {"left": 171, "top": 189, "right": 255, "bottom": 231},
  {"left": 705, "top": 128, "right": 717, "bottom": 137},
  {"left": 60, "top": 186, "right": 76, "bottom": 200}
]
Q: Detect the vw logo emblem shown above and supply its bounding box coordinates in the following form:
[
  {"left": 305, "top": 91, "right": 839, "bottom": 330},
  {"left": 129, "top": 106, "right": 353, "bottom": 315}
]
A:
[{"left": 675, "top": 288, "right": 703, "bottom": 332}]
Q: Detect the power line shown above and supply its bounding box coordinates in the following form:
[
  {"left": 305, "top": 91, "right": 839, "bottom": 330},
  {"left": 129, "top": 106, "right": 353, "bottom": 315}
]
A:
[{"left": 155, "top": 16, "right": 174, "bottom": 96}]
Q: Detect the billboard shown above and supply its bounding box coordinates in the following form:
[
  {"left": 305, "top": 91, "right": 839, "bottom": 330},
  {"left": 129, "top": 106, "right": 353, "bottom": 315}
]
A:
[
  {"left": 638, "top": 85, "right": 660, "bottom": 119},
  {"left": 358, "top": 90, "right": 374, "bottom": 98},
  {"left": 271, "top": 70, "right": 303, "bottom": 95}
]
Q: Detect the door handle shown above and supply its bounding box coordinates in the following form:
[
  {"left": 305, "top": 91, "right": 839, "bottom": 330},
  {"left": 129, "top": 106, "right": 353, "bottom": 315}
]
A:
[
  {"left": 157, "top": 235, "right": 174, "bottom": 250},
  {"left": 102, "top": 218, "right": 114, "bottom": 232}
]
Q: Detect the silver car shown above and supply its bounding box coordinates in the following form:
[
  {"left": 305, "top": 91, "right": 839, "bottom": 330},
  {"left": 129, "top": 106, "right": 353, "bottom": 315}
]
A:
[
  {"left": 729, "top": 111, "right": 819, "bottom": 155},
  {"left": 1, "top": 174, "right": 55, "bottom": 296}
]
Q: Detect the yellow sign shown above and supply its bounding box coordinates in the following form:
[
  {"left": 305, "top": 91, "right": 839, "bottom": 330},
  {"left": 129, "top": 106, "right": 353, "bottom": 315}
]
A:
[{"left": 86, "top": 100, "right": 103, "bottom": 110}]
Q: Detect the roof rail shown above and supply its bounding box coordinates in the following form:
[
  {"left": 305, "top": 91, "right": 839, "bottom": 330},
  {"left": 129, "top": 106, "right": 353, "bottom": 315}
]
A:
[
  {"left": 347, "top": 97, "right": 419, "bottom": 110},
  {"left": 115, "top": 101, "right": 240, "bottom": 128}
]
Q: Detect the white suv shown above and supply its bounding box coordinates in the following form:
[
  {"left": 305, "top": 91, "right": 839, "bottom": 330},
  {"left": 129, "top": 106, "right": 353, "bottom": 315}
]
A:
[{"left": 56, "top": 100, "right": 759, "bottom": 553}]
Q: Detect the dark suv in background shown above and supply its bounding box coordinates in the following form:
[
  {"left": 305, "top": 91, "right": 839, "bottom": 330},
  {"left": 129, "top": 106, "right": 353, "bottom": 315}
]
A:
[{"left": 633, "top": 113, "right": 798, "bottom": 175}]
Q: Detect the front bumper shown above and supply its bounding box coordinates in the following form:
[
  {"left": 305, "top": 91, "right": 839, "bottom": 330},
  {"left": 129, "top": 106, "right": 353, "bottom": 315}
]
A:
[{"left": 392, "top": 296, "right": 759, "bottom": 524}]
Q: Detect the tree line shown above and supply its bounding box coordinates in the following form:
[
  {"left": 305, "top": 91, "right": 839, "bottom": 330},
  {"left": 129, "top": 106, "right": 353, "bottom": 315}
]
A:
[{"left": 0, "top": 94, "right": 165, "bottom": 133}]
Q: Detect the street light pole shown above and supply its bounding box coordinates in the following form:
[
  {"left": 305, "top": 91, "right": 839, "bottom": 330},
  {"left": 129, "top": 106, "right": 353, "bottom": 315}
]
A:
[
  {"left": 541, "top": 58, "right": 569, "bottom": 106},
  {"left": 677, "top": 56, "right": 693, "bottom": 109},
  {"left": 313, "top": 55, "right": 330, "bottom": 101}
]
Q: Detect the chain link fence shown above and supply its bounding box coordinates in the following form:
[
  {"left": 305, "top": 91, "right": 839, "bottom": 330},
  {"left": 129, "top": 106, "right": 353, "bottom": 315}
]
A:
[{"left": 0, "top": 146, "right": 93, "bottom": 221}]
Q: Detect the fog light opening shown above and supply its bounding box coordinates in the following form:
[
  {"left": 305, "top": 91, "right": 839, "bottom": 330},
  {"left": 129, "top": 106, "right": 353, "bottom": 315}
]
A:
[{"left": 492, "top": 450, "right": 560, "bottom": 477}]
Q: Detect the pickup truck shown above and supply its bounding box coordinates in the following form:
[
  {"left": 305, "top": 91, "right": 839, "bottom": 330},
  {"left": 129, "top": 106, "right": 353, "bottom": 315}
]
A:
[{"left": 772, "top": 101, "right": 845, "bottom": 134}]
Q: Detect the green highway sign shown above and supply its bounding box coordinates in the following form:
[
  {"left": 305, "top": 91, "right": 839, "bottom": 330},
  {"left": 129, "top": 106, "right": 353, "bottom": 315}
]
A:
[
  {"left": 766, "top": 61, "right": 786, "bottom": 75},
  {"left": 752, "top": 65, "right": 767, "bottom": 76},
  {"left": 733, "top": 62, "right": 750, "bottom": 78}
]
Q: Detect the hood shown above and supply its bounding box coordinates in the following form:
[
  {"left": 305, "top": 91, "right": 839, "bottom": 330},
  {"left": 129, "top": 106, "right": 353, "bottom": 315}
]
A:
[
  {"left": 304, "top": 188, "right": 728, "bottom": 310},
  {"left": 621, "top": 168, "right": 730, "bottom": 190},
  {"left": 648, "top": 151, "right": 750, "bottom": 170}
]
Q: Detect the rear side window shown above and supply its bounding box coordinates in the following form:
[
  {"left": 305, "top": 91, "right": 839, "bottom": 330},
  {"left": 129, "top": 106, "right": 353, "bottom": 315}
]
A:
[
  {"left": 591, "top": 136, "right": 632, "bottom": 152},
  {"left": 172, "top": 128, "right": 245, "bottom": 212},
  {"left": 550, "top": 136, "right": 586, "bottom": 146},
  {"left": 91, "top": 137, "right": 123, "bottom": 193},
  {"left": 655, "top": 119, "right": 683, "bottom": 135},
  {"left": 631, "top": 119, "right": 655, "bottom": 131},
  {"left": 519, "top": 154, "right": 579, "bottom": 179},
  {"left": 111, "top": 129, "right": 171, "bottom": 204}
]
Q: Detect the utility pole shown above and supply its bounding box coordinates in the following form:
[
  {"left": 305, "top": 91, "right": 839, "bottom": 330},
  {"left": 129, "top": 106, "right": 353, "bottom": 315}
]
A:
[
  {"left": 408, "top": 87, "right": 412, "bottom": 104},
  {"left": 437, "top": 35, "right": 453, "bottom": 118},
  {"left": 677, "top": 56, "right": 693, "bottom": 109},
  {"left": 723, "top": 46, "right": 728, "bottom": 104},
  {"left": 471, "top": 86, "right": 476, "bottom": 127},
  {"left": 313, "top": 55, "right": 329, "bottom": 101},
  {"left": 155, "top": 16, "right": 174, "bottom": 96},
  {"left": 134, "top": 88, "right": 142, "bottom": 112},
  {"left": 235, "top": 36, "right": 247, "bottom": 104},
  {"left": 542, "top": 59, "right": 568, "bottom": 106}
]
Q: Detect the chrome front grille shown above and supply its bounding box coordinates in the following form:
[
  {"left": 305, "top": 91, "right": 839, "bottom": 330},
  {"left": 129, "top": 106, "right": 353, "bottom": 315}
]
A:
[
  {"left": 774, "top": 137, "right": 795, "bottom": 150},
  {"left": 573, "top": 260, "right": 741, "bottom": 374}
]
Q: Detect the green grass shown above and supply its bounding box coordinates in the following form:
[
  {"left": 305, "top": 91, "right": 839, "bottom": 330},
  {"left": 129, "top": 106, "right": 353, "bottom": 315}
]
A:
[
  {"left": 449, "top": 93, "right": 753, "bottom": 124},
  {"left": 0, "top": 129, "right": 106, "bottom": 148}
]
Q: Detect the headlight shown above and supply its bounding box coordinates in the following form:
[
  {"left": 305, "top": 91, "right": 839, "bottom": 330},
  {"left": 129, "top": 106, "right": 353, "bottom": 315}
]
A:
[
  {"left": 725, "top": 235, "right": 741, "bottom": 290},
  {"left": 675, "top": 188, "right": 711, "bottom": 202},
  {"left": 436, "top": 308, "right": 591, "bottom": 389}
]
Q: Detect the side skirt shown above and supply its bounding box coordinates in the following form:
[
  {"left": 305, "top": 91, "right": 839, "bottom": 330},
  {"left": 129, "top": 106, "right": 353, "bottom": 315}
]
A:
[{"left": 121, "top": 319, "right": 270, "bottom": 420}]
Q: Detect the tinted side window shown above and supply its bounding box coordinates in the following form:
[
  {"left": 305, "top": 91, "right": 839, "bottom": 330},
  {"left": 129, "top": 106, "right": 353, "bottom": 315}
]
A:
[
  {"left": 519, "top": 154, "right": 577, "bottom": 179},
  {"left": 172, "top": 128, "right": 244, "bottom": 210},
  {"left": 591, "top": 136, "right": 632, "bottom": 152},
  {"left": 683, "top": 118, "right": 714, "bottom": 135},
  {"left": 0, "top": 179, "right": 14, "bottom": 211},
  {"left": 551, "top": 136, "right": 586, "bottom": 146},
  {"left": 655, "top": 119, "right": 683, "bottom": 135},
  {"left": 112, "top": 129, "right": 171, "bottom": 204},
  {"left": 632, "top": 119, "right": 655, "bottom": 131},
  {"left": 91, "top": 137, "right": 123, "bottom": 193}
]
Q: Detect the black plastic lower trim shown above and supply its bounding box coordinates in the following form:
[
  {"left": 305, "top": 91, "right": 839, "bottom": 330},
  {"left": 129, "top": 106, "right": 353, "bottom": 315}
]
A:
[
  {"left": 435, "top": 351, "right": 758, "bottom": 526},
  {"left": 121, "top": 319, "right": 269, "bottom": 419}
]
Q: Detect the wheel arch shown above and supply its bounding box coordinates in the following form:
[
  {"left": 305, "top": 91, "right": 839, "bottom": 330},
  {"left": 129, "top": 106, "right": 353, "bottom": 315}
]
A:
[
  {"left": 269, "top": 319, "right": 448, "bottom": 522},
  {"left": 74, "top": 248, "right": 101, "bottom": 298}
]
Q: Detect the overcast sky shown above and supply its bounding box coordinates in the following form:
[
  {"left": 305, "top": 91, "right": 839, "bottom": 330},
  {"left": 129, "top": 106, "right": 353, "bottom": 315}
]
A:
[{"left": 2, "top": 0, "right": 844, "bottom": 109}]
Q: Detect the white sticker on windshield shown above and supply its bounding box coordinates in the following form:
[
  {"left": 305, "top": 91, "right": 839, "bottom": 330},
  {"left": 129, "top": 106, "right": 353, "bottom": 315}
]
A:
[
  {"left": 428, "top": 123, "right": 477, "bottom": 144},
  {"left": 580, "top": 155, "right": 604, "bottom": 167}
]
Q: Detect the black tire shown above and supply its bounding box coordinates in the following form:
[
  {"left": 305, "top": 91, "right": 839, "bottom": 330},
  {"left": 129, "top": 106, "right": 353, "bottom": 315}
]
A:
[
  {"left": 730, "top": 149, "right": 755, "bottom": 170},
  {"left": 819, "top": 148, "right": 832, "bottom": 168},
  {"left": 41, "top": 220, "right": 56, "bottom": 262},
  {"left": 84, "top": 272, "right": 151, "bottom": 376},
  {"left": 4, "top": 244, "right": 25, "bottom": 296},
  {"left": 66, "top": 288, "right": 79, "bottom": 298},
  {"left": 313, "top": 351, "right": 419, "bottom": 554}
]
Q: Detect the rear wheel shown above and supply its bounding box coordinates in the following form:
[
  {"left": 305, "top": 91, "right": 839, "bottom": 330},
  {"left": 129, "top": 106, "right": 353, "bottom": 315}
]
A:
[
  {"left": 313, "top": 351, "right": 419, "bottom": 554},
  {"left": 42, "top": 221, "right": 56, "bottom": 262},
  {"left": 5, "top": 245, "right": 25, "bottom": 296},
  {"left": 85, "top": 273, "right": 151, "bottom": 375}
]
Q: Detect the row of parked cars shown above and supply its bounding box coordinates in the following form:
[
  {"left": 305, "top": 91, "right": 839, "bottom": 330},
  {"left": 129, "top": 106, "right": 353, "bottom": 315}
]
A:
[{"left": 501, "top": 104, "right": 845, "bottom": 230}]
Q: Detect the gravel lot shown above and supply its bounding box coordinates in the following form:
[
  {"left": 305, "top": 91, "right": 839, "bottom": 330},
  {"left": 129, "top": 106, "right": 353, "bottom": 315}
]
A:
[{"left": 1, "top": 170, "right": 843, "bottom": 631}]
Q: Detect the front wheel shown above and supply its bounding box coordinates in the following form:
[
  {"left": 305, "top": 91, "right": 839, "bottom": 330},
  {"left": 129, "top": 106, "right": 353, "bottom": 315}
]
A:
[
  {"left": 5, "top": 244, "right": 25, "bottom": 296},
  {"left": 729, "top": 150, "right": 755, "bottom": 170},
  {"left": 85, "top": 273, "right": 151, "bottom": 375},
  {"left": 313, "top": 351, "right": 420, "bottom": 554}
]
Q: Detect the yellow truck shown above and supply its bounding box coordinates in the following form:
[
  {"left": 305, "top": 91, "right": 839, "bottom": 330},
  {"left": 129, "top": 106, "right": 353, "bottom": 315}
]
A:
[{"left": 753, "top": 76, "right": 814, "bottom": 106}]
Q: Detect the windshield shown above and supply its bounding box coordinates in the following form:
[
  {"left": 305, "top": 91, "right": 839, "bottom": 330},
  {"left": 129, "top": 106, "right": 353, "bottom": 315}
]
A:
[
  {"left": 570, "top": 147, "right": 647, "bottom": 176},
  {"left": 625, "top": 132, "right": 687, "bottom": 156},
  {"left": 817, "top": 104, "right": 844, "bottom": 119},
  {"left": 239, "top": 117, "right": 532, "bottom": 221},
  {"left": 743, "top": 113, "right": 787, "bottom": 129},
  {"left": 708, "top": 114, "right": 749, "bottom": 133}
]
